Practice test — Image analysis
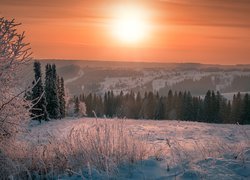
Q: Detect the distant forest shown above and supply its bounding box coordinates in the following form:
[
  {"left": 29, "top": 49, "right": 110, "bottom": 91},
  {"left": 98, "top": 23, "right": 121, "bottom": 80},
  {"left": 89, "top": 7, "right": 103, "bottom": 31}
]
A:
[
  {"left": 28, "top": 61, "right": 250, "bottom": 124},
  {"left": 75, "top": 90, "right": 250, "bottom": 124}
]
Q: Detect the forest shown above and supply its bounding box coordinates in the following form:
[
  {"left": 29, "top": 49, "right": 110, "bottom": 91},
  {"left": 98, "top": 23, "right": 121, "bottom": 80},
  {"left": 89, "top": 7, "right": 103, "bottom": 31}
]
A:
[
  {"left": 27, "top": 61, "right": 250, "bottom": 125},
  {"left": 76, "top": 90, "right": 250, "bottom": 124}
]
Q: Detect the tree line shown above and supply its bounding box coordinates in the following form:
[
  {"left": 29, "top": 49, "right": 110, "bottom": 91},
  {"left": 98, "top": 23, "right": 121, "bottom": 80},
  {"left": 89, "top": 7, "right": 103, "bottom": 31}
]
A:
[
  {"left": 74, "top": 90, "right": 250, "bottom": 124},
  {"left": 27, "top": 62, "right": 249, "bottom": 124},
  {"left": 25, "top": 61, "right": 66, "bottom": 121}
]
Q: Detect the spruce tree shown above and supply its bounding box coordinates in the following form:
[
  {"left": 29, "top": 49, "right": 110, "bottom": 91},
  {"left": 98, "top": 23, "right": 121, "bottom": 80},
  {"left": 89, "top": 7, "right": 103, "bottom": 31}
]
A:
[
  {"left": 31, "top": 61, "right": 49, "bottom": 121},
  {"left": 59, "top": 77, "right": 66, "bottom": 118},
  {"left": 155, "top": 96, "right": 165, "bottom": 120},
  {"left": 204, "top": 90, "right": 212, "bottom": 122},
  {"left": 165, "top": 90, "right": 173, "bottom": 119},
  {"left": 177, "top": 91, "right": 183, "bottom": 120},
  {"left": 45, "top": 64, "right": 60, "bottom": 119},
  {"left": 242, "top": 93, "right": 250, "bottom": 124},
  {"left": 95, "top": 95, "right": 104, "bottom": 117},
  {"left": 104, "top": 92, "right": 108, "bottom": 117},
  {"left": 135, "top": 92, "right": 142, "bottom": 119},
  {"left": 231, "top": 93, "right": 243, "bottom": 124},
  {"left": 74, "top": 96, "right": 80, "bottom": 116},
  {"left": 85, "top": 93, "right": 93, "bottom": 116},
  {"left": 144, "top": 91, "right": 156, "bottom": 119},
  {"left": 183, "top": 91, "right": 193, "bottom": 120},
  {"left": 192, "top": 97, "right": 200, "bottom": 121}
]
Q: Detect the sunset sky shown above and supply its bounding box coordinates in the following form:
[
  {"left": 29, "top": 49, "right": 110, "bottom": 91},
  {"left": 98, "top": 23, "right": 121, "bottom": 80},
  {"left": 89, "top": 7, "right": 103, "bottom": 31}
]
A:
[{"left": 1, "top": 0, "right": 250, "bottom": 64}]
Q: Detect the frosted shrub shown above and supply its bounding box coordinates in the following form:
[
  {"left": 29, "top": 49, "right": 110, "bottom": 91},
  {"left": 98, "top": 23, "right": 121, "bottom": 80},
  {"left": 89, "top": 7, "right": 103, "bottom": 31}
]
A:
[
  {"left": 6, "top": 119, "right": 149, "bottom": 178},
  {"left": 65, "top": 119, "right": 148, "bottom": 171},
  {"left": 0, "top": 17, "right": 32, "bottom": 179},
  {"left": 0, "top": 17, "right": 31, "bottom": 142}
]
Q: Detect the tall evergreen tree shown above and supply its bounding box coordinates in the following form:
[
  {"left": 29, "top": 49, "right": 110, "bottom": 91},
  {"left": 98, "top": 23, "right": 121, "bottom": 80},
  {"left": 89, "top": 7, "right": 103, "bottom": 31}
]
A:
[
  {"left": 176, "top": 92, "right": 183, "bottom": 120},
  {"left": 145, "top": 91, "right": 156, "bottom": 119},
  {"left": 85, "top": 93, "right": 93, "bottom": 116},
  {"left": 231, "top": 93, "right": 243, "bottom": 124},
  {"left": 155, "top": 96, "right": 165, "bottom": 120},
  {"left": 31, "top": 61, "right": 49, "bottom": 121},
  {"left": 74, "top": 96, "right": 80, "bottom": 115},
  {"left": 183, "top": 91, "right": 193, "bottom": 120},
  {"left": 204, "top": 90, "right": 213, "bottom": 122},
  {"left": 165, "top": 90, "right": 173, "bottom": 119},
  {"left": 58, "top": 77, "right": 66, "bottom": 118},
  {"left": 45, "top": 64, "right": 60, "bottom": 119},
  {"left": 219, "top": 97, "right": 230, "bottom": 124},
  {"left": 242, "top": 93, "right": 250, "bottom": 124},
  {"left": 135, "top": 92, "right": 142, "bottom": 119},
  {"left": 104, "top": 92, "right": 108, "bottom": 117},
  {"left": 95, "top": 95, "right": 104, "bottom": 117}
]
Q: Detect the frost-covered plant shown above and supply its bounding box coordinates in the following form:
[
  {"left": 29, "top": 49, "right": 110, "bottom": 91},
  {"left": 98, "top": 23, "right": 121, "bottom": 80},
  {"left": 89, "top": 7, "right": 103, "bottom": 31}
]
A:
[
  {"left": 0, "top": 17, "right": 32, "bottom": 142},
  {"left": 5, "top": 119, "right": 149, "bottom": 178}
]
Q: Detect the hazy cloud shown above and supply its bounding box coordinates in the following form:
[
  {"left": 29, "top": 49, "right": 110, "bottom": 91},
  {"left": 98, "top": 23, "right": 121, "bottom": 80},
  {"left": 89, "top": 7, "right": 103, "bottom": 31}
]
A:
[{"left": 1, "top": 0, "right": 250, "bottom": 28}]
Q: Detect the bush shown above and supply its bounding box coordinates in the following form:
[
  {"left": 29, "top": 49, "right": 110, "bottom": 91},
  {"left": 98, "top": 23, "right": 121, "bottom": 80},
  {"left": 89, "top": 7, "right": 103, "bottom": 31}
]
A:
[
  {"left": 4, "top": 119, "right": 149, "bottom": 178},
  {"left": 0, "top": 17, "right": 31, "bottom": 142}
]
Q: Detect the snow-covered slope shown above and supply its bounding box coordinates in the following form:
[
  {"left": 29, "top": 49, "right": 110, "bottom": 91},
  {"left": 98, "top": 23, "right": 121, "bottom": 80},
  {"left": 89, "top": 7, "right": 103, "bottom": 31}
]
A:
[
  {"left": 21, "top": 60, "right": 250, "bottom": 96},
  {"left": 24, "top": 118, "right": 250, "bottom": 179}
]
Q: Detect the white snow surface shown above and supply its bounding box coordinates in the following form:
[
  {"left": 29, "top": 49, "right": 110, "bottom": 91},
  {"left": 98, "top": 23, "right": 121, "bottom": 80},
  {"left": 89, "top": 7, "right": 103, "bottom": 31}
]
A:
[
  {"left": 25, "top": 118, "right": 250, "bottom": 179},
  {"left": 64, "top": 69, "right": 84, "bottom": 84},
  {"left": 98, "top": 70, "right": 250, "bottom": 95}
]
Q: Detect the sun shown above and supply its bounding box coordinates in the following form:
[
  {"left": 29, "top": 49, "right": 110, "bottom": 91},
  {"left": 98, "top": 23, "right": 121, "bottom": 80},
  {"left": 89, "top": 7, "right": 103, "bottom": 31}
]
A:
[{"left": 112, "top": 6, "right": 149, "bottom": 44}]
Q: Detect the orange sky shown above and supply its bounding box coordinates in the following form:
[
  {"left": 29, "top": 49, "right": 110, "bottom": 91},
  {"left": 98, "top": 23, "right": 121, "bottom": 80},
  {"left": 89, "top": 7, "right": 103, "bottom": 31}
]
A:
[{"left": 1, "top": 0, "right": 250, "bottom": 64}]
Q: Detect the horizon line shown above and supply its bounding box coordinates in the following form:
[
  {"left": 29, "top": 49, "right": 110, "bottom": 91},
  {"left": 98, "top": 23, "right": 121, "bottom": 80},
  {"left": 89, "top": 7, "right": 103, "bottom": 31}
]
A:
[{"left": 35, "top": 58, "right": 250, "bottom": 66}]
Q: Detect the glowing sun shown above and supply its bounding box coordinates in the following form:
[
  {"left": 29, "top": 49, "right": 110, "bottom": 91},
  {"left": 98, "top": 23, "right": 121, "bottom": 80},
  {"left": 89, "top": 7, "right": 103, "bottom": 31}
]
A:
[{"left": 112, "top": 6, "right": 149, "bottom": 44}]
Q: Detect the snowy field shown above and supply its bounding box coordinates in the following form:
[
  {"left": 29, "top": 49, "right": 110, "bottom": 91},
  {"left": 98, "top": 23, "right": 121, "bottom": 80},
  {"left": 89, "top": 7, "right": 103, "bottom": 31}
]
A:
[
  {"left": 17, "top": 118, "right": 250, "bottom": 179},
  {"left": 98, "top": 70, "right": 250, "bottom": 95}
]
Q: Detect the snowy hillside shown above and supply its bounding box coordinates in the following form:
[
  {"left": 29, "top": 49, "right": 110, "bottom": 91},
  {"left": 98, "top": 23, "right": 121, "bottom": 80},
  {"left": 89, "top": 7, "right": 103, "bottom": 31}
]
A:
[
  {"left": 20, "top": 60, "right": 250, "bottom": 96},
  {"left": 18, "top": 118, "right": 250, "bottom": 179}
]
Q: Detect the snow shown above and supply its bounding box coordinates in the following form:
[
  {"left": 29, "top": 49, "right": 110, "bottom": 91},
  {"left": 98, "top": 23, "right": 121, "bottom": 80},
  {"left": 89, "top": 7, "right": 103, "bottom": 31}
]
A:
[
  {"left": 57, "top": 149, "right": 250, "bottom": 179},
  {"left": 24, "top": 119, "right": 250, "bottom": 179},
  {"left": 97, "top": 70, "right": 250, "bottom": 95},
  {"left": 222, "top": 91, "right": 250, "bottom": 101},
  {"left": 64, "top": 69, "right": 84, "bottom": 84}
]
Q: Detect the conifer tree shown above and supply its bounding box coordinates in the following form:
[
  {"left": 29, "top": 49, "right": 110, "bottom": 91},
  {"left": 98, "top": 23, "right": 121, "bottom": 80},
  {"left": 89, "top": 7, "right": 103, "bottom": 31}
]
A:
[
  {"left": 135, "top": 92, "right": 142, "bottom": 119},
  {"left": 210, "top": 91, "right": 219, "bottom": 123},
  {"left": 165, "top": 90, "right": 173, "bottom": 119},
  {"left": 219, "top": 97, "right": 230, "bottom": 123},
  {"left": 85, "top": 93, "right": 93, "bottom": 116},
  {"left": 45, "top": 64, "right": 60, "bottom": 119},
  {"left": 115, "top": 91, "right": 123, "bottom": 117},
  {"left": 104, "top": 92, "right": 108, "bottom": 117},
  {"left": 31, "top": 61, "right": 49, "bottom": 121},
  {"left": 231, "top": 93, "right": 243, "bottom": 124},
  {"left": 183, "top": 91, "right": 193, "bottom": 120},
  {"left": 59, "top": 77, "right": 66, "bottom": 118},
  {"left": 139, "top": 92, "right": 148, "bottom": 119},
  {"left": 145, "top": 91, "right": 156, "bottom": 119},
  {"left": 95, "top": 95, "right": 104, "bottom": 117},
  {"left": 176, "top": 91, "right": 183, "bottom": 120},
  {"left": 227, "top": 101, "right": 232, "bottom": 123},
  {"left": 192, "top": 97, "right": 200, "bottom": 121},
  {"left": 105, "top": 91, "right": 114, "bottom": 117},
  {"left": 204, "top": 90, "right": 212, "bottom": 122},
  {"left": 242, "top": 93, "right": 250, "bottom": 124},
  {"left": 214, "top": 91, "right": 222, "bottom": 123},
  {"left": 74, "top": 96, "right": 80, "bottom": 115},
  {"left": 155, "top": 96, "right": 165, "bottom": 120}
]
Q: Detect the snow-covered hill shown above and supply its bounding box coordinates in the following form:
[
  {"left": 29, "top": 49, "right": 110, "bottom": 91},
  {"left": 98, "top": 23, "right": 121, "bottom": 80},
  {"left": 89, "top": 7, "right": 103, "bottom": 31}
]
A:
[
  {"left": 21, "top": 60, "right": 250, "bottom": 96},
  {"left": 22, "top": 118, "right": 250, "bottom": 179}
]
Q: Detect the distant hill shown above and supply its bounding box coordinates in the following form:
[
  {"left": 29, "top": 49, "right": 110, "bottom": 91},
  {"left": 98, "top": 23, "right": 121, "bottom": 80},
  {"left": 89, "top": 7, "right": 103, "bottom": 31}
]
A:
[{"left": 20, "top": 59, "right": 250, "bottom": 97}]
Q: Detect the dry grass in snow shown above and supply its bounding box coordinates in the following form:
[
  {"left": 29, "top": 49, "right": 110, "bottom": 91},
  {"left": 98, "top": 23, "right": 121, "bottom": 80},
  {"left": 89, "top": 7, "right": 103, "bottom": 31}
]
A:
[
  {"left": 1, "top": 118, "right": 250, "bottom": 179},
  {"left": 1, "top": 118, "right": 150, "bottom": 179}
]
